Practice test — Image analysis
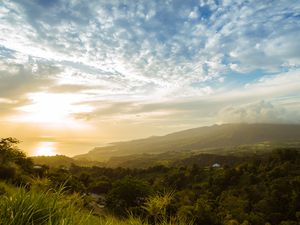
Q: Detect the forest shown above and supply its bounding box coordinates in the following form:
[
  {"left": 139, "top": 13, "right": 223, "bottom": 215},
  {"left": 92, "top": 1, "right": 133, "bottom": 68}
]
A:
[{"left": 0, "top": 137, "right": 300, "bottom": 225}]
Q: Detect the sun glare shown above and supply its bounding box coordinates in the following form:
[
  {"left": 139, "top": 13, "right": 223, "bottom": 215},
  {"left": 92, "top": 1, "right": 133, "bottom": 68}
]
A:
[
  {"left": 34, "top": 141, "right": 57, "bottom": 156},
  {"left": 15, "top": 92, "right": 93, "bottom": 127}
]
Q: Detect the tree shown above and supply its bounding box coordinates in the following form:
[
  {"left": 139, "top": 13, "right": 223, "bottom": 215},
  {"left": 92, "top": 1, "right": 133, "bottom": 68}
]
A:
[
  {"left": 0, "top": 138, "right": 23, "bottom": 165},
  {"left": 106, "top": 176, "right": 152, "bottom": 216},
  {"left": 0, "top": 138, "right": 33, "bottom": 181}
]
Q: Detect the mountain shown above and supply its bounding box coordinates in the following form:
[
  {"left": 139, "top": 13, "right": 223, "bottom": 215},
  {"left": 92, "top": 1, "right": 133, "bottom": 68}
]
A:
[{"left": 74, "top": 123, "right": 300, "bottom": 162}]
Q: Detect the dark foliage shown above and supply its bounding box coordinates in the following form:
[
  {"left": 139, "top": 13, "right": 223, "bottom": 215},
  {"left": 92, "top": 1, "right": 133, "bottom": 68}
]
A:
[
  {"left": 62, "top": 148, "right": 300, "bottom": 224},
  {"left": 0, "top": 138, "right": 34, "bottom": 183},
  {"left": 1, "top": 137, "right": 299, "bottom": 224}
]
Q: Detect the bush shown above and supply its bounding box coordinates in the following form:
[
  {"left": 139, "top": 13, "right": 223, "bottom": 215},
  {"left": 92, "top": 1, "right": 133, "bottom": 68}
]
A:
[
  {"left": 0, "top": 166, "right": 16, "bottom": 180},
  {"left": 143, "top": 191, "right": 174, "bottom": 223},
  {"left": 0, "top": 186, "right": 6, "bottom": 195}
]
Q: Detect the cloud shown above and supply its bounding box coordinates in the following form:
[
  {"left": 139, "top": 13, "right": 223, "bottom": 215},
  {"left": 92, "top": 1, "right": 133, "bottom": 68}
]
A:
[
  {"left": 47, "top": 84, "right": 99, "bottom": 93},
  {"left": 0, "top": 99, "right": 29, "bottom": 119},
  {"left": 0, "top": 57, "right": 62, "bottom": 118},
  {"left": 0, "top": 59, "right": 60, "bottom": 98},
  {"left": 218, "top": 101, "right": 300, "bottom": 124},
  {"left": 1, "top": 0, "right": 299, "bottom": 102},
  {"left": 72, "top": 68, "right": 300, "bottom": 131}
]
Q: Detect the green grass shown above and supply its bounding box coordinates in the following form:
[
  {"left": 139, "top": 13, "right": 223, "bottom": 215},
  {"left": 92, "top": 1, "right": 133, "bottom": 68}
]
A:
[
  {"left": 0, "top": 184, "right": 96, "bottom": 225},
  {"left": 97, "top": 215, "right": 193, "bottom": 225},
  {"left": 0, "top": 183, "right": 193, "bottom": 225}
]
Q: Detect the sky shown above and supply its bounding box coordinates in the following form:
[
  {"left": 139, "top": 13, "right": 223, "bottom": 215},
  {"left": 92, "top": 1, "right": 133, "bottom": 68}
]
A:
[{"left": 0, "top": 0, "right": 300, "bottom": 156}]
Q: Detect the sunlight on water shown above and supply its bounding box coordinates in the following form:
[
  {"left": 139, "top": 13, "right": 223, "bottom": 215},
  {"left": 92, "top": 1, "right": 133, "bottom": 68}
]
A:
[{"left": 34, "top": 142, "right": 57, "bottom": 156}]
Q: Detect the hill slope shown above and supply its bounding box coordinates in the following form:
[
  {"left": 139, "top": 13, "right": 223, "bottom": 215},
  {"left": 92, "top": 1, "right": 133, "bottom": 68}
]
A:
[
  {"left": 74, "top": 123, "right": 300, "bottom": 162},
  {"left": 31, "top": 155, "right": 104, "bottom": 168}
]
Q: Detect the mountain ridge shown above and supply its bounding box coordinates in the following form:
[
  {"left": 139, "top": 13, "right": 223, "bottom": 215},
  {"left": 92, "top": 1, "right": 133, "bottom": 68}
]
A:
[{"left": 74, "top": 123, "right": 300, "bottom": 161}]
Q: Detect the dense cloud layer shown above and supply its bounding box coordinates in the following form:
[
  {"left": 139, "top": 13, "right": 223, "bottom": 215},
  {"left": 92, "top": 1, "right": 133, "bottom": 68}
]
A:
[
  {"left": 1, "top": 0, "right": 300, "bottom": 99},
  {"left": 218, "top": 101, "right": 300, "bottom": 124}
]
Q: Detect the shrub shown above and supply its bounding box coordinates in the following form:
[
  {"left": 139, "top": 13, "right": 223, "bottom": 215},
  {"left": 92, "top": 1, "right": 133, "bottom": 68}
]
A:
[
  {"left": 0, "top": 166, "right": 16, "bottom": 180},
  {"left": 143, "top": 191, "right": 174, "bottom": 222}
]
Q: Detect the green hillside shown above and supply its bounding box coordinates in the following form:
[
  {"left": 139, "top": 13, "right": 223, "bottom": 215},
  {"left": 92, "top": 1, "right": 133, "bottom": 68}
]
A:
[
  {"left": 31, "top": 155, "right": 104, "bottom": 168},
  {"left": 75, "top": 124, "right": 300, "bottom": 162}
]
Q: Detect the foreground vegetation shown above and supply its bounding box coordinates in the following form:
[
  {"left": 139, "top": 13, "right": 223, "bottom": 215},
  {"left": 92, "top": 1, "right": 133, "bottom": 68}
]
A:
[{"left": 1, "top": 137, "right": 300, "bottom": 224}]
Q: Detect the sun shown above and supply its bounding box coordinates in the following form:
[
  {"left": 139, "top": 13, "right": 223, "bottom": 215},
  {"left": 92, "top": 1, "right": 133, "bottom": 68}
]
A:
[
  {"left": 15, "top": 92, "right": 93, "bottom": 127},
  {"left": 34, "top": 142, "right": 57, "bottom": 156}
]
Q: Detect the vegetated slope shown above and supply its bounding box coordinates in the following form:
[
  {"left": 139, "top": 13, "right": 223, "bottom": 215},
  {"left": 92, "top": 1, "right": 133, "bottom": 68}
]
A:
[
  {"left": 74, "top": 123, "right": 300, "bottom": 162},
  {"left": 31, "top": 155, "right": 104, "bottom": 168},
  {"left": 105, "top": 153, "right": 254, "bottom": 169}
]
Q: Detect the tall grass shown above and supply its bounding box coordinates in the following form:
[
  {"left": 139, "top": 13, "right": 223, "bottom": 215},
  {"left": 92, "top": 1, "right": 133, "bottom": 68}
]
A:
[
  {"left": 143, "top": 191, "right": 174, "bottom": 220},
  {"left": 0, "top": 183, "right": 194, "bottom": 225},
  {"left": 142, "top": 191, "right": 194, "bottom": 225},
  {"left": 97, "top": 214, "right": 193, "bottom": 225},
  {"left": 0, "top": 185, "right": 95, "bottom": 225}
]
